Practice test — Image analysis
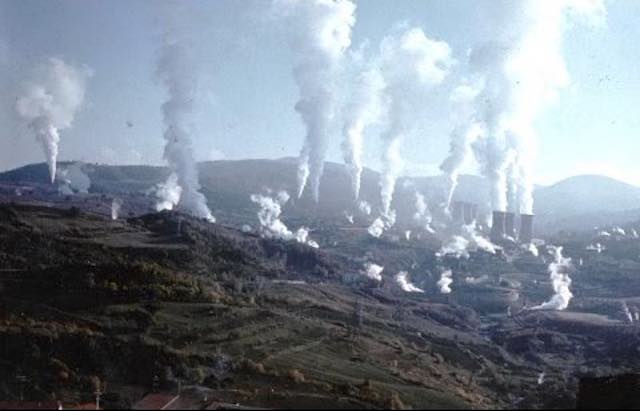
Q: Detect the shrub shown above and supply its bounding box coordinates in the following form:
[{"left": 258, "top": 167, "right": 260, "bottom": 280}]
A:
[
  {"left": 288, "top": 369, "right": 305, "bottom": 384},
  {"left": 243, "top": 359, "right": 266, "bottom": 375}
]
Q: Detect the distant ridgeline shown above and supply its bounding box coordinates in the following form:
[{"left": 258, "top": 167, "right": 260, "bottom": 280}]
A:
[{"left": 2, "top": 160, "right": 640, "bottom": 235}]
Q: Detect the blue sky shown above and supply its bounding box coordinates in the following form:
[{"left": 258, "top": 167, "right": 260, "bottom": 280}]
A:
[{"left": 1, "top": 0, "right": 639, "bottom": 186}]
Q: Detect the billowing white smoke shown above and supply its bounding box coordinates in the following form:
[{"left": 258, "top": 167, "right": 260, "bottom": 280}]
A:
[
  {"left": 523, "top": 242, "right": 539, "bottom": 256},
  {"left": 57, "top": 163, "right": 91, "bottom": 194},
  {"left": 467, "top": 0, "right": 605, "bottom": 213},
  {"left": 438, "top": 223, "right": 498, "bottom": 258},
  {"left": 377, "top": 27, "right": 453, "bottom": 216},
  {"left": 293, "top": 226, "right": 320, "bottom": 249},
  {"left": 413, "top": 191, "right": 434, "bottom": 233},
  {"left": 357, "top": 200, "right": 372, "bottom": 216},
  {"left": 344, "top": 212, "right": 354, "bottom": 224},
  {"left": 111, "top": 198, "right": 123, "bottom": 221},
  {"left": 367, "top": 210, "right": 395, "bottom": 238},
  {"left": 155, "top": 173, "right": 182, "bottom": 212},
  {"left": 341, "top": 55, "right": 385, "bottom": 200},
  {"left": 538, "top": 372, "right": 545, "bottom": 385},
  {"left": 156, "top": 32, "right": 214, "bottom": 222},
  {"left": 531, "top": 246, "right": 573, "bottom": 311},
  {"left": 437, "top": 269, "right": 453, "bottom": 294},
  {"left": 15, "top": 58, "right": 91, "bottom": 183},
  {"left": 275, "top": 0, "right": 355, "bottom": 202},
  {"left": 363, "top": 262, "right": 383, "bottom": 282},
  {"left": 250, "top": 190, "right": 319, "bottom": 248},
  {"left": 440, "top": 121, "right": 482, "bottom": 210},
  {"left": 612, "top": 227, "right": 626, "bottom": 236},
  {"left": 622, "top": 302, "right": 633, "bottom": 323},
  {"left": 438, "top": 235, "right": 469, "bottom": 258},
  {"left": 396, "top": 271, "right": 423, "bottom": 293}
]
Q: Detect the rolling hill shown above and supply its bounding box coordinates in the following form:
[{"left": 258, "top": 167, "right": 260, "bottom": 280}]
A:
[{"left": 2, "top": 159, "right": 640, "bottom": 235}]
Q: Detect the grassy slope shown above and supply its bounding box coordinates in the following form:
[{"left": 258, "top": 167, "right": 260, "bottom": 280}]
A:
[{"left": 0, "top": 204, "right": 511, "bottom": 409}]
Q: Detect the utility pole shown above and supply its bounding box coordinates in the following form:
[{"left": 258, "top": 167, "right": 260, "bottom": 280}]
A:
[
  {"left": 16, "top": 374, "right": 26, "bottom": 401},
  {"left": 94, "top": 384, "right": 102, "bottom": 410}
]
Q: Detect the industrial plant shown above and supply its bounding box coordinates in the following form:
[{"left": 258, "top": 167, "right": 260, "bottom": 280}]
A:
[{"left": 0, "top": 0, "right": 639, "bottom": 409}]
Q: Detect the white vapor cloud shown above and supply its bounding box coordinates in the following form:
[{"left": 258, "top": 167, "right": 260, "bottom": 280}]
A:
[
  {"left": 15, "top": 57, "right": 92, "bottom": 183},
  {"left": 275, "top": 0, "right": 356, "bottom": 203},
  {"left": 396, "top": 271, "right": 424, "bottom": 293},
  {"left": 531, "top": 246, "right": 573, "bottom": 311},
  {"left": 251, "top": 190, "right": 319, "bottom": 248},
  {"left": 156, "top": 19, "right": 214, "bottom": 222}
]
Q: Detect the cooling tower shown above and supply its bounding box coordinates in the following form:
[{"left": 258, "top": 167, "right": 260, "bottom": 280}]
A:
[
  {"left": 463, "top": 203, "right": 473, "bottom": 225},
  {"left": 452, "top": 201, "right": 465, "bottom": 224},
  {"left": 490, "top": 211, "right": 507, "bottom": 243},
  {"left": 470, "top": 204, "right": 478, "bottom": 222},
  {"left": 505, "top": 212, "right": 516, "bottom": 238},
  {"left": 519, "top": 214, "right": 534, "bottom": 243}
]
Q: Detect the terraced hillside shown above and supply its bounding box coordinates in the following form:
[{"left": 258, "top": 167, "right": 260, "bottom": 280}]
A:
[{"left": 1, "top": 204, "right": 639, "bottom": 409}]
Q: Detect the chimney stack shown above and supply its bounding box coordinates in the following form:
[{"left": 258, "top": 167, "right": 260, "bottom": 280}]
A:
[
  {"left": 490, "top": 211, "right": 507, "bottom": 243},
  {"left": 505, "top": 212, "right": 516, "bottom": 238},
  {"left": 519, "top": 214, "right": 534, "bottom": 243}
]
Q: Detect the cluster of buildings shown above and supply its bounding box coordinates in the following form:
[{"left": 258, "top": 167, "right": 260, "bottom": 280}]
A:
[{"left": 450, "top": 200, "right": 534, "bottom": 244}]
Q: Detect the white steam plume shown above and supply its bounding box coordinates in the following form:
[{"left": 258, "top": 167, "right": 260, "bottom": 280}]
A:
[
  {"left": 440, "top": 121, "right": 482, "bottom": 210},
  {"left": 344, "top": 212, "right": 354, "bottom": 224},
  {"left": 15, "top": 58, "right": 91, "bottom": 183},
  {"left": 438, "top": 235, "right": 469, "bottom": 259},
  {"left": 396, "top": 271, "right": 423, "bottom": 293},
  {"left": 467, "top": 0, "right": 605, "bottom": 213},
  {"left": 413, "top": 191, "right": 434, "bottom": 233},
  {"left": 363, "top": 262, "right": 383, "bottom": 282},
  {"left": 250, "top": 190, "right": 319, "bottom": 248},
  {"left": 437, "top": 269, "right": 453, "bottom": 294},
  {"left": 155, "top": 173, "right": 182, "bottom": 212},
  {"left": 156, "top": 30, "right": 214, "bottom": 222},
  {"left": 438, "top": 222, "right": 498, "bottom": 258},
  {"left": 377, "top": 27, "right": 453, "bottom": 216},
  {"left": 341, "top": 54, "right": 384, "bottom": 200},
  {"left": 275, "top": 0, "right": 355, "bottom": 202},
  {"left": 367, "top": 210, "right": 395, "bottom": 238},
  {"left": 538, "top": 372, "right": 546, "bottom": 385},
  {"left": 531, "top": 246, "right": 573, "bottom": 311},
  {"left": 622, "top": 301, "right": 633, "bottom": 323},
  {"left": 111, "top": 198, "right": 123, "bottom": 221},
  {"left": 357, "top": 200, "right": 372, "bottom": 216}
]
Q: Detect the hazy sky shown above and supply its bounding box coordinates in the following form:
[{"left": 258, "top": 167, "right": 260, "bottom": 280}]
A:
[{"left": 1, "top": 0, "right": 639, "bottom": 186}]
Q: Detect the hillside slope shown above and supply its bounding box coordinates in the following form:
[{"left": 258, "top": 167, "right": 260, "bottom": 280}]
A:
[{"left": 0, "top": 204, "right": 509, "bottom": 409}]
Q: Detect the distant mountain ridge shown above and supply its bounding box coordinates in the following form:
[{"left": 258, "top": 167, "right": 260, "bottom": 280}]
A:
[
  {"left": 534, "top": 174, "right": 640, "bottom": 215},
  {"left": 2, "top": 159, "right": 640, "bottom": 234}
]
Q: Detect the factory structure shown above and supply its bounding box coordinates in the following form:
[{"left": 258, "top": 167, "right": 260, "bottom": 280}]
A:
[
  {"left": 490, "top": 210, "right": 534, "bottom": 244},
  {"left": 450, "top": 200, "right": 535, "bottom": 244}
]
